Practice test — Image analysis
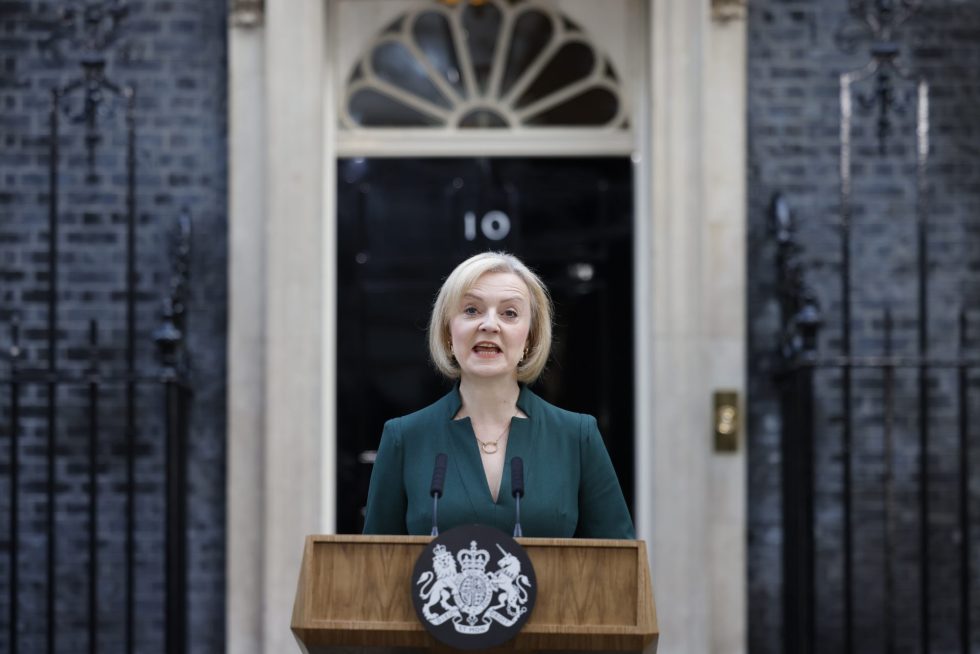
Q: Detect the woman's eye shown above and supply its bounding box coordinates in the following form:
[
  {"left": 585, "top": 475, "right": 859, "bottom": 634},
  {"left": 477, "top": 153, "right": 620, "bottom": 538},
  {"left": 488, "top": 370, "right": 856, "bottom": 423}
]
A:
[
  {"left": 463, "top": 306, "right": 479, "bottom": 315},
  {"left": 503, "top": 309, "right": 519, "bottom": 319}
]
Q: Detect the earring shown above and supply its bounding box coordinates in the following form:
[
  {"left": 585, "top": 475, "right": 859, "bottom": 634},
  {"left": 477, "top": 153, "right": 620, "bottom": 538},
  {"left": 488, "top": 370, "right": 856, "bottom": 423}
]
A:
[{"left": 519, "top": 345, "right": 529, "bottom": 365}]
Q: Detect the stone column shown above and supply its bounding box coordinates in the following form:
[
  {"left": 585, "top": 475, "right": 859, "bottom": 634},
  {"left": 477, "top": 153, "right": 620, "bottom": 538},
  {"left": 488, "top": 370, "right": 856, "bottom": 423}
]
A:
[
  {"left": 704, "top": 4, "right": 748, "bottom": 654},
  {"left": 263, "top": 0, "right": 327, "bottom": 652},
  {"left": 640, "top": 0, "right": 746, "bottom": 652},
  {"left": 227, "top": 0, "right": 327, "bottom": 652},
  {"left": 226, "top": 3, "right": 267, "bottom": 653}
]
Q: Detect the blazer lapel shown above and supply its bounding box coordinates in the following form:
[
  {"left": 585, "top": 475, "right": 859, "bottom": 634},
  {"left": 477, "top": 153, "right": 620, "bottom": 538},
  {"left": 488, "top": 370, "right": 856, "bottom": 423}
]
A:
[
  {"left": 445, "top": 384, "right": 537, "bottom": 516},
  {"left": 448, "top": 417, "right": 488, "bottom": 517}
]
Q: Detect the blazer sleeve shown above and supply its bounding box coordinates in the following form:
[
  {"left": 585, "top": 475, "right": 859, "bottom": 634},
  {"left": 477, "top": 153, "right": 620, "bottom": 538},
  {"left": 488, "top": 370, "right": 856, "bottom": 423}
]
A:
[
  {"left": 362, "top": 418, "right": 408, "bottom": 535},
  {"left": 575, "top": 414, "right": 636, "bottom": 539}
]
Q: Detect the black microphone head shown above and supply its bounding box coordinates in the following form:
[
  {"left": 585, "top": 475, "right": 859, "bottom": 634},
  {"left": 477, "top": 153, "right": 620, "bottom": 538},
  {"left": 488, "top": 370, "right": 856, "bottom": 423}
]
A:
[
  {"left": 430, "top": 452, "right": 448, "bottom": 497},
  {"left": 511, "top": 457, "right": 524, "bottom": 498}
]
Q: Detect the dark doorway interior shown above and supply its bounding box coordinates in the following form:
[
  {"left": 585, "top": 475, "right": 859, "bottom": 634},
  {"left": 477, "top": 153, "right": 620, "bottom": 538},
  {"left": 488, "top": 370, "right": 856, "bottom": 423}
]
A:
[{"left": 336, "top": 157, "right": 634, "bottom": 534}]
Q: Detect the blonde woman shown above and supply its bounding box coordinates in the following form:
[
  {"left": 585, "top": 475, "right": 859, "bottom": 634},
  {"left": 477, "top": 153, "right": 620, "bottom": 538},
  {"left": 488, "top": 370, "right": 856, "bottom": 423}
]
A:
[{"left": 363, "top": 251, "right": 633, "bottom": 538}]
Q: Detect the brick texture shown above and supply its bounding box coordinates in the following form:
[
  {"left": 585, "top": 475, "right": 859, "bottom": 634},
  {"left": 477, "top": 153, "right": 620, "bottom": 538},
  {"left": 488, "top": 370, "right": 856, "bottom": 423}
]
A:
[
  {"left": 0, "top": 1, "right": 227, "bottom": 653},
  {"left": 748, "top": 1, "right": 980, "bottom": 653}
]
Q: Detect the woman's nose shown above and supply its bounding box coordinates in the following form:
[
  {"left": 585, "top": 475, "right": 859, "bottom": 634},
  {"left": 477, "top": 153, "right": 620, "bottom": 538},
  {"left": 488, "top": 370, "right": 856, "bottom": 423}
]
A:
[{"left": 479, "top": 313, "right": 500, "bottom": 331}]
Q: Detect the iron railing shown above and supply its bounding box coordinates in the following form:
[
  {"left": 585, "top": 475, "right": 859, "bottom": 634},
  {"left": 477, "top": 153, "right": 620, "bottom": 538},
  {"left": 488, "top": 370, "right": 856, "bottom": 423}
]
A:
[
  {"left": 1, "top": 3, "right": 191, "bottom": 653},
  {"left": 777, "top": 2, "right": 977, "bottom": 653}
]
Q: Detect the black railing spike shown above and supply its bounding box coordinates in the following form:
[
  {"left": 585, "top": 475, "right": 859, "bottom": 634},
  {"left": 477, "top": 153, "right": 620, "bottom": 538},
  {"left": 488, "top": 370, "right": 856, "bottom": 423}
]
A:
[
  {"left": 884, "top": 306, "right": 893, "bottom": 352},
  {"left": 772, "top": 192, "right": 822, "bottom": 367},
  {"left": 836, "top": 0, "right": 921, "bottom": 154},
  {"left": 960, "top": 308, "right": 968, "bottom": 351},
  {"left": 8, "top": 314, "right": 22, "bottom": 362},
  {"left": 155, "top": 210, "right": 192, "bottom": 381}
]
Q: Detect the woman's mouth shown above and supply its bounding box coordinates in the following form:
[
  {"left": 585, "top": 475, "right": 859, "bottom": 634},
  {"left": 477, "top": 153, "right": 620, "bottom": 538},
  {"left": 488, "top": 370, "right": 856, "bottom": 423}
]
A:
[{"left": 472, "top": 343, "right": 502, "bottom": 358}]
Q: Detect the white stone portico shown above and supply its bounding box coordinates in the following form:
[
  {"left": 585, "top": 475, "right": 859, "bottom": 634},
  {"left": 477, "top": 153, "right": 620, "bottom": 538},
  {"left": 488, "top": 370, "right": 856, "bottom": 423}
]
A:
[{"left": 225, "top": 1, "right": 747, "bottom": 653}]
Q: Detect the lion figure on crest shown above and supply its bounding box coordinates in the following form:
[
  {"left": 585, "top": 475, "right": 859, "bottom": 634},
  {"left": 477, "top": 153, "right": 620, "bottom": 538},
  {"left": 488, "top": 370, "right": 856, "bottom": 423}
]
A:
[{"left": 416, "top": 544, "right": 459, "bottom": 621}]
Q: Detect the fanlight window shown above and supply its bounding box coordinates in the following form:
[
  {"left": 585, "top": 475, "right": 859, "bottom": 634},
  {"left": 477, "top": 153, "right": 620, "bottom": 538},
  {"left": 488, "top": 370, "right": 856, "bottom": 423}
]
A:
[{"left": 342, "top": 0, "right": 627, "bottom": 130}]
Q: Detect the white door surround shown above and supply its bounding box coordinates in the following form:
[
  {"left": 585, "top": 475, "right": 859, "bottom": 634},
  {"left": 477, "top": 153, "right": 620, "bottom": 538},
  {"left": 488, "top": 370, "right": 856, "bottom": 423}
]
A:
[{"left": 225, "top": 1, "right": 747, "bottom": 652}]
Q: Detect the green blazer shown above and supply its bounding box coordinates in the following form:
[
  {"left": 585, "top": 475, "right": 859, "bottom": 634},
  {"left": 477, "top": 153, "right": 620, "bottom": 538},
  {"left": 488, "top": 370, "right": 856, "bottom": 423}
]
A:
[{"left": 362, "top": 384, "right": 635, "bottom": 539}]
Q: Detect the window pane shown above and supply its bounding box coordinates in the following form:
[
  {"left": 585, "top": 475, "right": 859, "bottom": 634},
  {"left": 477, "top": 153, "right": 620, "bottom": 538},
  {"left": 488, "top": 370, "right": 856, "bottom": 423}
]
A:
[
  {"left": 348, "top": 89, "right": 441, "bottom": 127},
  {"left": 371, "top": 41, "right": 451, "bottom": 109},
  {"left": 342, "top": 1, "right": 627, "bottom": 131},
  {"left": 413, "top": 12, "right": 466, "bottom": 99},
  {"left": 516, "top": 42, "right": 595, "bottom": 110},
  {"left": 459, "top": 109, "right": 508, "bottom": 128},
  {"left": 501, "top": 10, "right": 553, "bottom": 98},
  {"left": 524, "top": 87, "right": 618, "bottom": 126},
  {"left": 462, "top": 2, "right": 502, "bottom": 95}
]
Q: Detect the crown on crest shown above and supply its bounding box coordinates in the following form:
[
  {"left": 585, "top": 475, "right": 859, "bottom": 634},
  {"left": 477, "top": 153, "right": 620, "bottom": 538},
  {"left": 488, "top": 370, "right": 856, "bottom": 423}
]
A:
[
  {"left": 457, "top": 541, "right": 490, "bottom": 572},
  {"left": 432, "top": 544, "right": 456, "bottom": 573}
]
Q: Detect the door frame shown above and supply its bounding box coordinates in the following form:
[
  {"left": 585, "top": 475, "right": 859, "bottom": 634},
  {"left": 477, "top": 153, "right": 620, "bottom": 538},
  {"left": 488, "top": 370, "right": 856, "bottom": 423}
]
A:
[
  {"left": 321, "top": 0, "right": 650, "bottom": 533},
  {"left": 225, "top": 1, "right": 748, "bottom": 653}
]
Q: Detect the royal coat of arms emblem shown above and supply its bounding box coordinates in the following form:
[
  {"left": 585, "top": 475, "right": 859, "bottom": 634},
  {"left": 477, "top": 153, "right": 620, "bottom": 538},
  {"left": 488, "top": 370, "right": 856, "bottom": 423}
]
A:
[{"left": 411, "top": 524, "right": 536, "bottom": 650}]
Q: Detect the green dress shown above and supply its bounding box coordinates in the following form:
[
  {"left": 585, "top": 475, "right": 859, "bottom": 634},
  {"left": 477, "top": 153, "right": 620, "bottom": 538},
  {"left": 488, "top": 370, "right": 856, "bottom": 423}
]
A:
[{"left": 362, "top": 384, "right": 635, "bottom": 539}]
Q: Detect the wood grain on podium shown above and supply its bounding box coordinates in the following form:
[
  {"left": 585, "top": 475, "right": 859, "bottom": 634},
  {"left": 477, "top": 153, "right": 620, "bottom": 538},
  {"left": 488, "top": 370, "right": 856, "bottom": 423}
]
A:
[{"left": 291, "top": 535, "right": 658, "bottom": 652}]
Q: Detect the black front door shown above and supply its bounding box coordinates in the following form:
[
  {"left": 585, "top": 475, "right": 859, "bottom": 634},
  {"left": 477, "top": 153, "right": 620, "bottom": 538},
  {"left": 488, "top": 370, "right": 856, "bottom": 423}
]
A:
[{"left": 336, "top": 157, "right": 634, "bottom": 533}]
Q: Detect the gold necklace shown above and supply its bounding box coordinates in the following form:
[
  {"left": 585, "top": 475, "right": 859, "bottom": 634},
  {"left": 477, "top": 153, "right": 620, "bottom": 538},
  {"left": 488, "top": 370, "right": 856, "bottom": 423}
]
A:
[{"left": 475, "top": 422, "right": 510, "bottom": 455}]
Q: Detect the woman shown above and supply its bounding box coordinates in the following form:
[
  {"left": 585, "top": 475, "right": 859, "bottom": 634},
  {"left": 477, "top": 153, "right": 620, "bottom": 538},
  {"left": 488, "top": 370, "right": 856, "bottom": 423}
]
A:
[{"left": 362, "top": 251, "right": 634, "bottom": 539}]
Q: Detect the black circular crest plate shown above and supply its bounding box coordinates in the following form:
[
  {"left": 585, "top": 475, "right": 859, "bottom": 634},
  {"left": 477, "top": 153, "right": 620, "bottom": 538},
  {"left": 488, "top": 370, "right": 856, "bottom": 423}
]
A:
[{"left": 411, "top": 524, "right": 537, "bottom": 650}]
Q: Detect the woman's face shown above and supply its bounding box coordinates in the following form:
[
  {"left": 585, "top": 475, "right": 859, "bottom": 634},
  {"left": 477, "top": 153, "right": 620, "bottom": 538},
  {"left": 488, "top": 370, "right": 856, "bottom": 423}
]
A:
[{"left": 449, "top": 271, "right": 532, "bottom": 382}]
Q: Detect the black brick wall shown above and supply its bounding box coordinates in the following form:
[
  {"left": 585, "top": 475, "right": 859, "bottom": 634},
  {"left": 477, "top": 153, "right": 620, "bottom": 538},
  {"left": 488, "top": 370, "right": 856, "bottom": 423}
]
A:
[
  {"left": 749, "top": 1, "right": 980, "bottom": 653},
  {"left": 0, "top": 1, "right": 227, "bottom": 653}
]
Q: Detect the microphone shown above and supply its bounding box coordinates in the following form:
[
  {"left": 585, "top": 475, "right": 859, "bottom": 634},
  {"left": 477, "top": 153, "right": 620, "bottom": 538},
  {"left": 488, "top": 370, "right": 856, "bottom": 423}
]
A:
[
  {"left": 429, "top": 453, "right": 448, "bottom": 536},
  {"left": 511, "top": 457, "right": 524, "bottom": 538}
]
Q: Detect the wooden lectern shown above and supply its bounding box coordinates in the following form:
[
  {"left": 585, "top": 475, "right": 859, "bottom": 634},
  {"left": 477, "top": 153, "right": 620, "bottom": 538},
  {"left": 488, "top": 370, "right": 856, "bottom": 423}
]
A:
[{"left": 291, "top": 535, "right": 658, "bottom": 653}]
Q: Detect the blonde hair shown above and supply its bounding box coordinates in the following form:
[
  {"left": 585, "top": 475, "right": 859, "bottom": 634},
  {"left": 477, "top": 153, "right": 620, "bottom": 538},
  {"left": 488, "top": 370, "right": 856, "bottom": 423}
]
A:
[{"left": 428, "top": 252, "right": 552, "bottom": 384}]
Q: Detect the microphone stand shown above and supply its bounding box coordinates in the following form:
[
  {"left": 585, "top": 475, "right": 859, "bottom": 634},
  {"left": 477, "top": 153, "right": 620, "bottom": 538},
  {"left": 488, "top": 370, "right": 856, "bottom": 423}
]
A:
[
  {"left": 430, "top": 453, "right": 447, "bottom": 536},
  {"left": 511, "top": 457, "right": 524, "bottom": 538},
  {"left": 431, "top": 493, "right": 441, "bottom": 537},
  {"left": 513, "top": 494, "right": 523, "bottom": 538}
]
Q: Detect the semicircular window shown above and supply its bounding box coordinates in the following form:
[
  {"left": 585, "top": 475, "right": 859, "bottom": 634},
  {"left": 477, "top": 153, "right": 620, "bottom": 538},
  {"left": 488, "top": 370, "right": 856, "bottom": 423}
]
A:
[{"left": 341, "top": 0, "right": 627, "bottom": 130}]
